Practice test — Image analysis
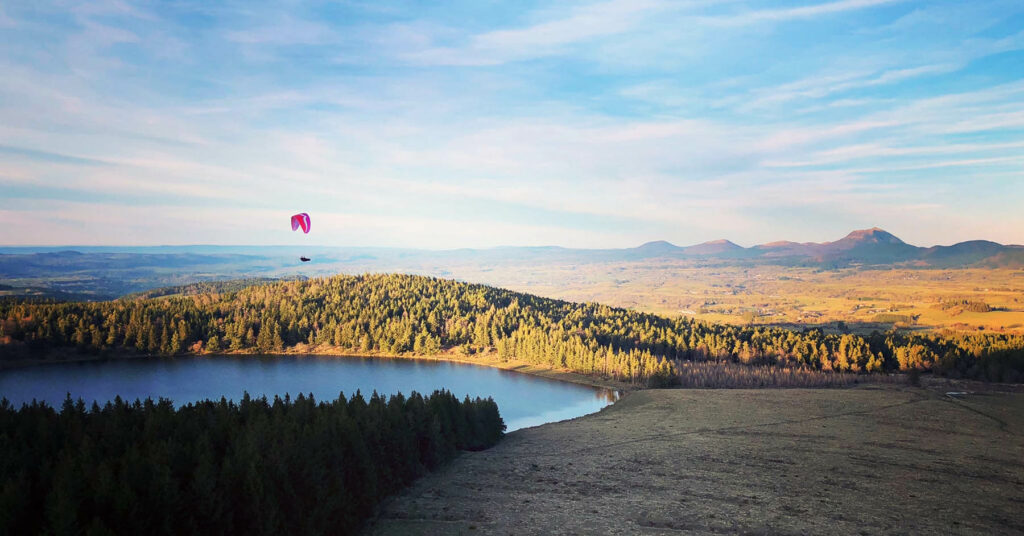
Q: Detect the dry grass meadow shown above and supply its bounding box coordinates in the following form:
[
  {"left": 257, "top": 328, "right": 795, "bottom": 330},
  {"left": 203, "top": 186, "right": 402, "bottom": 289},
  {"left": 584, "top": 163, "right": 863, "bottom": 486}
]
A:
[
  {"left": 366, "top": 385, "right": 1024, "bottom": 535},
  {"left": 445, "top": 263, "right": 1024, "bottom": 335}
]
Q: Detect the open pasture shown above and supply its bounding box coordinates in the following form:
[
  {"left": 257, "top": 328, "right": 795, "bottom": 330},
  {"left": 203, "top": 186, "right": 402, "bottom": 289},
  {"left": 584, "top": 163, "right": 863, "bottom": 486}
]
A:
[
  {"left": 448, "top": 263, "right": 1024, "bottom": 335},
  {"left": 368, "top": 385, "right": 1024, "bottom": 535}
]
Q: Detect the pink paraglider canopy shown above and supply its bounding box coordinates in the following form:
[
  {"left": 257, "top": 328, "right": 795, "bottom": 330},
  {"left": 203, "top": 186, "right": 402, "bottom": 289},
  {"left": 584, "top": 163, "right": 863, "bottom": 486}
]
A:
[{"left": 290, "top": 213, "right": 311, "bottom": 234}]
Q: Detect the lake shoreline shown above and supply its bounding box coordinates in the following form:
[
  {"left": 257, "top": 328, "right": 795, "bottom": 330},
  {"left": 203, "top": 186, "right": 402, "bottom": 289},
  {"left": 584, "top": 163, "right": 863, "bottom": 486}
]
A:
[
  {"left": 8, "top": 348, "right": 1023, "bottom": 396},
  {"left": 0, "top": 346, "right": 635, "bottom": 394}
]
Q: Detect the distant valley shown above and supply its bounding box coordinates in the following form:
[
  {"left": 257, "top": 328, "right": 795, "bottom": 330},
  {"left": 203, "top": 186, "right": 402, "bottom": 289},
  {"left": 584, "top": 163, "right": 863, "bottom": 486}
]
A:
[{"left": 3, "top": 229, "right": 1023, "bottom": 334}]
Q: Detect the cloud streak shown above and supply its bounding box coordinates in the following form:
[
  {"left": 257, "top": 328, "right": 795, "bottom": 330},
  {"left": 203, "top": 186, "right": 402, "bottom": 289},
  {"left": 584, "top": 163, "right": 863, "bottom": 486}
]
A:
[
  {"left": 0, "top": 0, "right": 1022, "bottom": 248},
  {"left": 699, "top": 0, "right": 905, "bottom": 26}
]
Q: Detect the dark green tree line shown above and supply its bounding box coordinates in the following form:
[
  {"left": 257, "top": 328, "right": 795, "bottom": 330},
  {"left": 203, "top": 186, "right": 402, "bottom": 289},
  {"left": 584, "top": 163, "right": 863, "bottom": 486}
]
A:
[{"left": 0, "top": 390, "right": 504, "bottom": 535}]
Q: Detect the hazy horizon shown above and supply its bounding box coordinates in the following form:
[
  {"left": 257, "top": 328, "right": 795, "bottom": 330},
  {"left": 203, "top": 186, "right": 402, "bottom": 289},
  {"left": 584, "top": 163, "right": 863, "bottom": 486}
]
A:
[
  {"left": 2, "top": 0, "right": 1023, "bottom": 249},
  {"left": 2, "top": 225, "right": 1022, "bottom": 251}
]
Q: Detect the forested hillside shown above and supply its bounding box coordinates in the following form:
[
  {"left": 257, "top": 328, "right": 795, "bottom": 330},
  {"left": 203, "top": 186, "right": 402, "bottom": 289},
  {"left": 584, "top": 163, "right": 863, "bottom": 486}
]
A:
[
  {"left": 0, "top": 390, "right": 504, "bottom": 535},
  {"left": 2, "top": 274, "right": 1022, "bottom": 382}
]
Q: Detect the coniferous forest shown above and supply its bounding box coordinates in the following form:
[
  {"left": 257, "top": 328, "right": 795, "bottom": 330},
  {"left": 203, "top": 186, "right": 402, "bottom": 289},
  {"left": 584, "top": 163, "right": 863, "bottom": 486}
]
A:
[
  {"left": 1, "top": 273, "right": 1023, "bottom": 534},
  {"left": 1, "top": 273, "right": 1022, "bottom": 383},
  {"left": 0, "top": 390, "right": 503, "bottom": 535}
]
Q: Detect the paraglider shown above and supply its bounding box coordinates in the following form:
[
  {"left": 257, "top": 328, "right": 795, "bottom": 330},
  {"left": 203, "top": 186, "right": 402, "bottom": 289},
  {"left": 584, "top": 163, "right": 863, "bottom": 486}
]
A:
[
  {"left": 291, "top": 213, "right": 311, "bottom": 262},
  {"left": 291, "top": 213, "right": 311, "bottom": 234}
]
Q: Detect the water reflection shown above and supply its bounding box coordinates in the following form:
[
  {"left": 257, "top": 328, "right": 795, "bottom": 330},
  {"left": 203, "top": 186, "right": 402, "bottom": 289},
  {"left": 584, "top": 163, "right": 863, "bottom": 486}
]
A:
[{"left": 0, "top": 355, "right": 618, "bottom": 432}]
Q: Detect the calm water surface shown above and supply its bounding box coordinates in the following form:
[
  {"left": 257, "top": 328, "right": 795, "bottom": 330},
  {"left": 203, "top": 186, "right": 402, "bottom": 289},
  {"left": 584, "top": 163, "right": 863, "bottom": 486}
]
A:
[{"left": 0, "top": 356, "right": 618, "bottom": 431}]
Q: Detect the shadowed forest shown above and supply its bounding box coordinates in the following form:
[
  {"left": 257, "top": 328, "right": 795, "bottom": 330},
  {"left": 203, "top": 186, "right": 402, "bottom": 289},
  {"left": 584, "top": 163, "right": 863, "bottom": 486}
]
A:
[
  {"left": 0, "top": 390, "right": 503, "bottom": 535},
  {"left": 2, "top": 274, "right": 1022, "bottom": 383}
]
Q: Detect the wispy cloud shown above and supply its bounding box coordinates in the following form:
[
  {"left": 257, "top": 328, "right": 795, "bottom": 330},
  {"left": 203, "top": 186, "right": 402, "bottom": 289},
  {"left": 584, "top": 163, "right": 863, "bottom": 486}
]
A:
[
  {"left": 0, "top": 0, "right": 1022, "bottom": 247},
  {"left": 699, "top": 0, "right": 905, "bottom": 26},
  {"left": 736, "top": 63, "right": 958, "bottom": 111},
  {"left": 403, "top": 0, "right": 670, "bottom": 66},
  {"left": 227, "top": 16, "right": 340, "bottom": 46}
]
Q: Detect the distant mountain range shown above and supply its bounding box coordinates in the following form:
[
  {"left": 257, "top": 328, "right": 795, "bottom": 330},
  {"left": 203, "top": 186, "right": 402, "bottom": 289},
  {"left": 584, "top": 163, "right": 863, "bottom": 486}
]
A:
[
  {"left": 3, "top": 229, "right": 1022, "bottom": 269},
  {"left": 626, "top": 228, "right": 1024, "bottom": 268},
  {"left": 2, "top": 228, "right": 1023, "bottom": 299}
]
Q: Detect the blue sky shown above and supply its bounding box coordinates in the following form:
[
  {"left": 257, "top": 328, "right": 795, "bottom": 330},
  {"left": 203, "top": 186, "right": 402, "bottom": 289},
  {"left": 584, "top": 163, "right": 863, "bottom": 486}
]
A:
[{"left": 1, "top": 0, "right": 1023, "bottom": 248}]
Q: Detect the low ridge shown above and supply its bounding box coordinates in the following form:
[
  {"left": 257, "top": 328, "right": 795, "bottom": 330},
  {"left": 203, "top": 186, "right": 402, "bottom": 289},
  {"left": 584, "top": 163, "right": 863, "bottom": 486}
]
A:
[
  {"left": 635, "top": 240, "right": 679, "bottom": 250},
  {"left": 684, "top": 239, "right": 745, "bottom": 256}
]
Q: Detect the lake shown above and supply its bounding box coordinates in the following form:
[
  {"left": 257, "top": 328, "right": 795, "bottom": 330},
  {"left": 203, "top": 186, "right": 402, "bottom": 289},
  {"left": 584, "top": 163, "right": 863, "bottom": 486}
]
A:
[{"left": 0, "top": 355, "right": 618, "bottom": 431}]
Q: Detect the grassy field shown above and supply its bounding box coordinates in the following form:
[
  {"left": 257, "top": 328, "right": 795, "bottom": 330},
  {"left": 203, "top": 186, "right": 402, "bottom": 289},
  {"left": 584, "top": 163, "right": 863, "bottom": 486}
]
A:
[
  {"left": 445, "top": 263, "right": 1024, "bottom": 335},
  {"left": 6, "top": 255, "right": 1023, "bottom": 335},
  {"left": 367, "top": 385, "right": 1024, "bottom": 535}
]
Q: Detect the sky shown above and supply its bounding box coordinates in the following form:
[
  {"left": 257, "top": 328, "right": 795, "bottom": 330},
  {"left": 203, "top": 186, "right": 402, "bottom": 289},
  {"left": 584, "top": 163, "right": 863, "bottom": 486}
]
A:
[{"left": 1, "top": 0, "right": 1023, "bottom": 249}]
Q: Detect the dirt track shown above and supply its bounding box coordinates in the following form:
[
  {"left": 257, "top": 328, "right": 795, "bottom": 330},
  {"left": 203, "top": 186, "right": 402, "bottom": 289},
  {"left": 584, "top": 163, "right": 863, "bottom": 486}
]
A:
[{"left": 366, "top": 385, "right": 1024, "bottom": 535}]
